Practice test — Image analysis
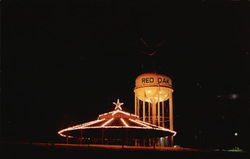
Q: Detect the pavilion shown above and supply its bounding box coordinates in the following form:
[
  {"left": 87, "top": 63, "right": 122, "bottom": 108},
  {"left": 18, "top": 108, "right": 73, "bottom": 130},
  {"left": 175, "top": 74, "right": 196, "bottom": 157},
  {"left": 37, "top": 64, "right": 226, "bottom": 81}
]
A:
[{"left": 58, "top": 99, "right": 176, "bottom": 146}]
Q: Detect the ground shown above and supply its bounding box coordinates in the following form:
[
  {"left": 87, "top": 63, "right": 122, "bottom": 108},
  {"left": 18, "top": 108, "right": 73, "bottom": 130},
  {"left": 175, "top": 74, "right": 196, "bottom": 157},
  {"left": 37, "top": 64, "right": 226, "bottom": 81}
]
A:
[{"left": 1, "top": 142, "right": 249, "bottom": 159}]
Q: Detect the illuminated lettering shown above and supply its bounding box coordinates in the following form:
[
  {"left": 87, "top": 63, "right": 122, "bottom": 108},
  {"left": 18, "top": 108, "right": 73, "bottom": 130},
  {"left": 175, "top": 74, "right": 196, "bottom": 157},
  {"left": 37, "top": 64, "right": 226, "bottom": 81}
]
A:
[
  {"left": 163, "top": 78, "right": 167, "bottom": 83},
  {"left": 142, "top": 78, "right": 146, "bottom": 83},
  {"left": 157, "top": 77, "right": 170, "bottom": 85},
  {"left": 142, "top": 77, "right": 154, "bottom": 83},
  {"left": 150, "top": 77, "right": 154, "bottom": 83},
  {"left": 158, "top": 78, "right": 162, "bottom": 83},
  {"left": 137, "top": 74, "right": 172, "bottom": 88}
]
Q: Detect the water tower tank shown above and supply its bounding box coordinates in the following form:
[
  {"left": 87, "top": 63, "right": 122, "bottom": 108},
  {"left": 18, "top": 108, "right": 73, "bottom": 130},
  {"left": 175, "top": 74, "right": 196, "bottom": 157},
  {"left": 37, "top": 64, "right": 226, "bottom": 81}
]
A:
[{"left": 135, "top": 73, "right": 173, "bottom": 103}]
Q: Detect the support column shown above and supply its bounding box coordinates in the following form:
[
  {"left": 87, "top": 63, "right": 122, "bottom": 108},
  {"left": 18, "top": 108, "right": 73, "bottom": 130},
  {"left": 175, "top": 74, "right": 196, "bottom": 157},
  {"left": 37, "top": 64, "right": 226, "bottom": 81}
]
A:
[
  {"left": 169, "top": 92, "right": 174, "bottom": 146},
  {"left": 143, "top": 101, "right": 145, "bottom": 121},
  {"left": 134, "top": 96, "right": 137, "bottom": 115},
  {"left": 153, "top": 138, "right": 156, "bottom": 149},
  {"left": 148, "top": 103, "right": 151, "bottom": 123},
  {"left": 101, "top": 128, "right": 104, "bottom": 144},
  {"left": 137, "top": 99, "right": 140, "bottom": 118},
  {"left": 157, "top": 101, "right": 160, "bottom": 126},
  {"left": 162, "top": 101, "right": 165, "bottom": 127},
  {"left": 80, "top": 129, "right": 83, "bottom": 144},
  {"left": 152, "top": 102, "right": 156, "bottom": 125}
]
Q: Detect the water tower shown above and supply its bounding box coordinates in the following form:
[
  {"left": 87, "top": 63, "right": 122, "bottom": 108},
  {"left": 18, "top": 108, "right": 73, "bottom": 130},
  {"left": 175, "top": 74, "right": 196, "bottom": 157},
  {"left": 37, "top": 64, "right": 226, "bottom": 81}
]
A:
[{"left": 134, "top": 72, "right": 174, "bottom": 146}]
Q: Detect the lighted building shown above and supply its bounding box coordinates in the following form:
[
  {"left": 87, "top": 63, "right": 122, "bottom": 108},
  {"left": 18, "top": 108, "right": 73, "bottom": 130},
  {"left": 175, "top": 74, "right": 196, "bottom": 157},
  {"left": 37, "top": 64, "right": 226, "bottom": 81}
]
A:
[
  {"left": 58, "top": 99, "right": 176, "bottom": 146},
  {"left": 134, "top": 73, "right": 174, "bottom": 146}
]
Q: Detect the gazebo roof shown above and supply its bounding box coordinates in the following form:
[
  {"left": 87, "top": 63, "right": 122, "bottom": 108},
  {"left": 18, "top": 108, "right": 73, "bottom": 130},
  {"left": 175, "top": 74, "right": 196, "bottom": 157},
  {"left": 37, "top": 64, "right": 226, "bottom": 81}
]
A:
[{"left": 58, "top": 99, "right": 176, "bottom": 139}]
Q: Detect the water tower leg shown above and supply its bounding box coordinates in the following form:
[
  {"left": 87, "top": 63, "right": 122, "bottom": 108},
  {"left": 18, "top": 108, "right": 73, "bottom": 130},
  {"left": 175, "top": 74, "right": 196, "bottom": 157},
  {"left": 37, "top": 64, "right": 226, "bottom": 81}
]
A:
[
  {"left": 157, "top": 101, "right": 160, "bottom": 126},
  {"left": 162, "top": 101, "right": 165, "bottom": 127},
  {"left": 134, "top": 96, "right": 137, "bottom": 115},
  {"left": 137, "top": 100, "right": 140, "bottom": 118},
  {"left": 148, "top": 103, "right": 151, "bottom": 123},
  {"left": 152, "top": 102, "right": 156, "bottom": 125},
  {"left": 169, "top": 93, "right": 174, "bottom": 146},
  {"left": 143, "top": 101, "right": 145, "bottom": 121}
]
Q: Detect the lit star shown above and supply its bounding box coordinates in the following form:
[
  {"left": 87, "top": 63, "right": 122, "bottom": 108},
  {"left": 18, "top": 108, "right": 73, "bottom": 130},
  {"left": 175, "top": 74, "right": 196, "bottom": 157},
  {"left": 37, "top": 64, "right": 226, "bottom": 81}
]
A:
[{"left": 113, "top": 99, "right": 124, "bottom": 110}]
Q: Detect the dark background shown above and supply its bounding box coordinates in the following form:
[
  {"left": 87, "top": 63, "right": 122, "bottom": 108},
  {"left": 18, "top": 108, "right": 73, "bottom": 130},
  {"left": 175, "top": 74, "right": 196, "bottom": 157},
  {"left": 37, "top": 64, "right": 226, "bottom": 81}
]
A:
[{"left": 1, "top": 0, "right": 250, "bottom": 150}]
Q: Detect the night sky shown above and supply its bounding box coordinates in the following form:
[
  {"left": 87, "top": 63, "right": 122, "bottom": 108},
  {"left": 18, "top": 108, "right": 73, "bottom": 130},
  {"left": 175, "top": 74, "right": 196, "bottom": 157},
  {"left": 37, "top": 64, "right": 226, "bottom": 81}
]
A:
[{"left": 2, "top": 0, "right": 250, "bottom": 150}]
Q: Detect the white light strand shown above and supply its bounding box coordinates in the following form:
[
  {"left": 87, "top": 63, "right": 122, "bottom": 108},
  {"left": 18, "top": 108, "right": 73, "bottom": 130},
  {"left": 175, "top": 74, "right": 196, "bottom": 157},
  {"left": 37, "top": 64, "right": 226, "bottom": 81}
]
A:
[
  {"left": 120, "top": 118, "right": 129, "bottom": 127},
  {"left": 101, "top": 118, "right": 114, "bottom": 127},
  {"left": 128, "top": 119, "right": 151, "bottom": 128}
]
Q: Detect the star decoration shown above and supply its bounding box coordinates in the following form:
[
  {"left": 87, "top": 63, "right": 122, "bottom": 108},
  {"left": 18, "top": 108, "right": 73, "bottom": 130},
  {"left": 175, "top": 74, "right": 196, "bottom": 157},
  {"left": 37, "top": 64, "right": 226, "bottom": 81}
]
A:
[{"left": 113, "top": 99, "right": 124, "bottom": 110}]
